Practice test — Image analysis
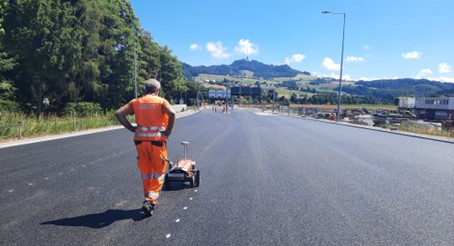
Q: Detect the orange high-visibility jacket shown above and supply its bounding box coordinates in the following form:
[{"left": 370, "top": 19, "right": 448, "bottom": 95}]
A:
[{"left": 126, "top": 94, "right": 170, "bottom": 142}]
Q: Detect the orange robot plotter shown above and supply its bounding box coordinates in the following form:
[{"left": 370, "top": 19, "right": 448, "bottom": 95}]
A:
[{"left": 165, "top": 141, "right": 200, "bottom": 189}]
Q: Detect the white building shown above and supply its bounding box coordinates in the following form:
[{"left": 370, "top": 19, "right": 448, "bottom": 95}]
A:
[{"left": 398, "top": 97, "right": 454, "bottom": 121}]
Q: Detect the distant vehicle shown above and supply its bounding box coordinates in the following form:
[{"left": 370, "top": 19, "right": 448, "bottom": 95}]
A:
[{"left": 372, "top": 110, "right": 415, "bottom": 126}]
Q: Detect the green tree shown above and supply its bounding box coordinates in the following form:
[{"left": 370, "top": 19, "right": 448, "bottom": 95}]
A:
[
  {"left": 3, "top": 0, "right": 82, "bottom": 115},
  {"left": 158, "top": 46, "right": 186, "bottom": 100},
  {"left": 137, "top": 30, "right": 161, "bottom": 93},
  {"left": 0, "top": 0, "right": 17, "bottom": 102},
  {"left": 73, "top": 0, "right": 107, "bottom": 103}
]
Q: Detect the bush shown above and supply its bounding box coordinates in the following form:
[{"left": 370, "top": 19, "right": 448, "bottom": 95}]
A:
[
  {"left": 64, "top": 102, "right": 103, "bottom": 117},
  {"left": 0, "top": 100, "right": 20, "bottom": 112}
]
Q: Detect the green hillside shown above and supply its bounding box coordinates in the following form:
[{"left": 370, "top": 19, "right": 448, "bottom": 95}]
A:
[{"left": 183, "top": 59, "right": 454, "bottom": 104}]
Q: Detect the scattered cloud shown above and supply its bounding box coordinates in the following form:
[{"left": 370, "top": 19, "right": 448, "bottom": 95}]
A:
[
  {"left": 292, "top": 54, "right": 305, "bottom": 62},
  {"left": 402, "top": 51, "right": 422, "bottom": 59},
  {"left": 322, "top": 57, "right": 340, "bottom": 71},
  {"left": 428, "top": 77, "right": 454, "bottom": 83},
  {"left": 358, "top": 76, "right": 374, "bottom": 81},
  {"left": 234, "top": 39, "right": 258, "bottom": 55},
  {"left": 342, "top": 74, "right": 351, "bottom": 81},
  {"left": 416, "top": 68, "right": 433, "bottom": 78},
  {"left": 189, "top": 43, "right": 201, "bottom": 50},
  {"left": 206, "top": 41, "right": 229, "bottom": 59},
  {"left": 346, "top": 56, "right": 365, "bottom": 62},
  {"left": 320, "top": 73, "right": 351, "bottom": 81},
  {"left": 283, "top": 53, "right": 306, "bottom": 66},
  {"left": 438, "top": 63, "right": 451, "bottom": 73}
]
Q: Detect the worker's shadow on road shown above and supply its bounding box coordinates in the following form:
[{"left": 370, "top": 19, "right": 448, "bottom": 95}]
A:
[{"left": 40, "top": 209, "right": 147, "bottom": 228}]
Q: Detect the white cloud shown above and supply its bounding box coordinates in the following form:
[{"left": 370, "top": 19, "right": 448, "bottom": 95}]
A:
[
  {"left": 292, "top": 54, "right": 305, "bottom": 62},
  {"left": 320, "top": 73, "right": 351, "bottom": 81},
  {"left": 428, "top": 77, "right": 454, "bottom": 83},
  {"left": 282, "top": 53, "right": 306, "bottom": 66},
  {"left": 402, "top": 51, "right": 422, "bottom": 59},
  {"left": 438, "top": 63, "right": 451, "bottom": 73},
  {"left": 234, "top": 39, "right": 258, "bottom": 55},
  {"left": 189, "top": 43, "right": 201, "bottom": 50},
  {"left": 322, "top": 57, "right": 340, "bottom": 71},
  {"left": 206, "top": 41, "right": 229, "bottom": 59},
  {"left": 346, "top": 56, "right": 365, "bottom": 62},
  {"left": 416, "top": 68, "right": 433, "bottom": 78},
  {"left": 358, "top": 76, "right": 381, "bottom": 81}
]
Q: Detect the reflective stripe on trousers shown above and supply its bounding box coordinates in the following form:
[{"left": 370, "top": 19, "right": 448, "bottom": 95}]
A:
[
  {"left": 142, "top": 173, "right": 165, "bottom": 181},
  {"left": 145, "top": 191, "right": 160, "bottom": 200}
]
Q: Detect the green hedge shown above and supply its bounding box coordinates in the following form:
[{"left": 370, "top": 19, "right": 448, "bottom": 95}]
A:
[{"left": 64, "top": 102, "right": 103, "bottom": 117}]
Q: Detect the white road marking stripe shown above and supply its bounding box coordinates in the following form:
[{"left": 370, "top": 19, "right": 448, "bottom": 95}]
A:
[
  {"left": 166, "top": 234, "right": 171, "bottom": 238},
  {"left": 176, "top": 219, "right": 180, "bottom": 223}
]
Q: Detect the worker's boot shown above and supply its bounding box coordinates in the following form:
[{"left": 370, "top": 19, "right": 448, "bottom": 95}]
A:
[{"left": 142, "top": 200, "right": 155, "bottom": 217}]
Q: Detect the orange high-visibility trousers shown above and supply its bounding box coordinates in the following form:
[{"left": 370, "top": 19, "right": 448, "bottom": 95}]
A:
[{"left": 135, "top": 141, "right": 168, "bottom": 204}]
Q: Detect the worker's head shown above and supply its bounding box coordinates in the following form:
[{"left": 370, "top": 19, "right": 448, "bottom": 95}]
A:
[{"left": 144, "top": 79, "right": 161, "bottom": 95}]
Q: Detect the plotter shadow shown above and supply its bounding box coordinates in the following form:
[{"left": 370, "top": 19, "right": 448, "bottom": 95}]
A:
[{"left": 41, "top": 209, "right": 146, "bottom": 228}]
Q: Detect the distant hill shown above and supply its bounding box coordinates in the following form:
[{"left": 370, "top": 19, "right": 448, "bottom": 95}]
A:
[
  {"left": 181, "top": 59, "right": 454, "bottom": 102},
  {"left": 181, "top": 59, "right": 311, "bottom": 79},
  {"left": 342, "top": 79, "right": 454, "bottom": 101}
]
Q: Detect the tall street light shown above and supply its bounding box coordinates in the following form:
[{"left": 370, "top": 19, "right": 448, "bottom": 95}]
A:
[
  {"left": 133, "top": 25, "right": 137, "bottom": 98},
  {"left": 322, "top": 11, "right": 346, "bottom": 122}
]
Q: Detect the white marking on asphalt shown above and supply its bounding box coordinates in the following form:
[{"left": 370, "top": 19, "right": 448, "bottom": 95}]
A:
[
  {"left": 194, "top": 190, "right": 198, "bottom": 192},
  {"left": 183, "top": 207, "right": 188, "bottom": 210},
  {"left": 176, "top": 219, "right": 180, "bottom": 223},
  {"left": 28, "top": 183, "right": 33, "bottom": 186},
  {"left": 70, "top": 168, "right": 74, "bottom": 171},
  {"left": 190, "top": 197, "right": 193, "bottom": 200},
  {"left": 44, "top": 177, "right": 49, "bottom": 180},
  {"left": 166, "top": 234, "right": 171, "bottom": 238},
  {"left": 8, "top": 190, "right": 14, "bottom": 193}
]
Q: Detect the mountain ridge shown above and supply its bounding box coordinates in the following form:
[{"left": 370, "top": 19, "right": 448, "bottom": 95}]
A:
[{"left": 181, "top": 59, "right": 311, "bottom": 79}]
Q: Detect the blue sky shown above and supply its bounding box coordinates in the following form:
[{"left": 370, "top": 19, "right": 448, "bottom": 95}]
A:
[{"left": 129, "top": 0, "right": 454, "bottom": 83}]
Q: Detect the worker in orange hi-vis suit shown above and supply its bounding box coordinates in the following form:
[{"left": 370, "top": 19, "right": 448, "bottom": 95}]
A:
[{"left": 115, "top": 79, "right": 176, "bottom": 217}]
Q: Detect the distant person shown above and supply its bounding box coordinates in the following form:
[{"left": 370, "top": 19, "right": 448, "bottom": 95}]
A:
[{"left": 115, "top": 79, "right": 176, "bottom": 217}]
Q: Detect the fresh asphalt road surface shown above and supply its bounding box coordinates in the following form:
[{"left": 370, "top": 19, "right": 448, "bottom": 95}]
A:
[{"left": 1, "top": 108, "right": 453, "bottom": 245}]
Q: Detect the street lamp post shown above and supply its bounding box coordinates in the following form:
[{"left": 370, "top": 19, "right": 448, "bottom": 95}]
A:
[
  {"left": 133, "top": 25, "right": 137, "bottom": 98},
  {"left": 322, "top": 11, "right": 346, "bottom": 122}
]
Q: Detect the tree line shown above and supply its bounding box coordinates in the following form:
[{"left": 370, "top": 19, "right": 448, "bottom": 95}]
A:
[{"left": 0, "top": 0, "right": 186, "bottom": 115}]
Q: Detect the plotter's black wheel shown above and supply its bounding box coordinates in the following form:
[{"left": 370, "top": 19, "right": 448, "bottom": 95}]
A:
[
  {"left": 164, "top": 174, "right": 170, "bottom": 190},
  {"left": 194, "top": 170, "right": 200, "bottom": 187},
  {"left": 189, "top": 175, "right": 194, "bottom": 188}
]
